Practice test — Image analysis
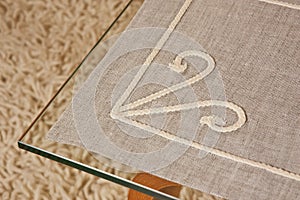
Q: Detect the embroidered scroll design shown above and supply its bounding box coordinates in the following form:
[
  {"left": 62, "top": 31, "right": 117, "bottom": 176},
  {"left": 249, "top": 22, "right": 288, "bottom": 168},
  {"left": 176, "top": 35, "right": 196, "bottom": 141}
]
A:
[
  {"left": 119, "top": 100, "right": 246, "bottom": 133},
  {"left": 118, "top": 51, "right": 215, "bottom": 111},
  {"left": 115, "top": 50, "right": 246, "bottom": 133}
]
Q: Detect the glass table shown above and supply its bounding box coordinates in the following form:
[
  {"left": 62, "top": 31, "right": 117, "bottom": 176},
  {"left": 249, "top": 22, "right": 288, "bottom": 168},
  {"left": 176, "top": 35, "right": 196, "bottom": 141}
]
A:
[{"left": 18, "top": 1, "right": 221, "bottom": 199}]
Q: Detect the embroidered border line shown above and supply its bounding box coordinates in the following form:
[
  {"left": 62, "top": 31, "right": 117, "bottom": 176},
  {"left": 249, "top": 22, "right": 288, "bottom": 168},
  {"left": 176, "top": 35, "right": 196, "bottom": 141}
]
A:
[
  {"left": 259, "top": 0, "right": 300, "bottom": 10},
  {"left": 111, "top": 0, "right": 194, "bottom": 114},
  {"left": 117, "top": 116, "right": 300, "bottom": 182}
]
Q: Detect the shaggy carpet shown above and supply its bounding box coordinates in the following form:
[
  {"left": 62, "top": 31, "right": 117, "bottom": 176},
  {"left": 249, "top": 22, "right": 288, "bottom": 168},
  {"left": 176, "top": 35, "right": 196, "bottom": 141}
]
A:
[{"left": 0, "top": 0, "right": 221, "bottom": 199}]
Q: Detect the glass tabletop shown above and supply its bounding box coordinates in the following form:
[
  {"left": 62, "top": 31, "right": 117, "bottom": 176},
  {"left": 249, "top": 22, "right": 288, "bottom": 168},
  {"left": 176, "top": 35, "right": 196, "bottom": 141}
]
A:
[{"left": 18, "top": 1, "right": 222, "bottom": 199}]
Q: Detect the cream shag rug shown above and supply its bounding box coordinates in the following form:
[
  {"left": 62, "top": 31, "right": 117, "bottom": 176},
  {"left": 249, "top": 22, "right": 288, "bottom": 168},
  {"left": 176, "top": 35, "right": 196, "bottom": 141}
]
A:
[{"left": 0, "top": 0, "right": 221, "bottom": 199}]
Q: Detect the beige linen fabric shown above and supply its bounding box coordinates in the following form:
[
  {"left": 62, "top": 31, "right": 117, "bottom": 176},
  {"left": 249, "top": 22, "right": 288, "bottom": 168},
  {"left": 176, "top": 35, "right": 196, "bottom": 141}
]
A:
[{"left": 48, "top": 0, "right": 300, "bottom": 199}]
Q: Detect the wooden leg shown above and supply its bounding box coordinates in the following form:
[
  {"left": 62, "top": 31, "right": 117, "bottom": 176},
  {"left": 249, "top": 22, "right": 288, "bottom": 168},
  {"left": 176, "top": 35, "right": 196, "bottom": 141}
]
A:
[{"left": 128, "top": 173, "right": 182, "bottom": 200}]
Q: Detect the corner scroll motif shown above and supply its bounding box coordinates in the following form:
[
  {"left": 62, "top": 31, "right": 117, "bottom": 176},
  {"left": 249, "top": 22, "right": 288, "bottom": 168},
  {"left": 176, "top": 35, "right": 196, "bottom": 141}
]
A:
[{"left": 111, "top": 50, "right": 247, "bottom": 134}]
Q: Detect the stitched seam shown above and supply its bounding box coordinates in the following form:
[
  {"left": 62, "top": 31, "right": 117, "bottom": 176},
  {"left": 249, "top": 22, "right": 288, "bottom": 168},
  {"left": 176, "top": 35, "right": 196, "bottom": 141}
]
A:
[{"left": 259, "top": 0, "right": 300, "bottom": 10}]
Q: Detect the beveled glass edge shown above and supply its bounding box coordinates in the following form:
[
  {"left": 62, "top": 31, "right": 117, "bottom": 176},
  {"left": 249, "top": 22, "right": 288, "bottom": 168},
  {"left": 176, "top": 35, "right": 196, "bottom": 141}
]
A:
[{"left": 17, "top": 1, "right": 178, "bottom": 199}]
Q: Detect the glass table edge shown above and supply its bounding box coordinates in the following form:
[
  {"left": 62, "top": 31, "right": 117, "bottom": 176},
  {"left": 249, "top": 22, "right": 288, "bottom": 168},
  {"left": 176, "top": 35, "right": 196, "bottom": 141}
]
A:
[
  {"left": 17, "top": 1, "right": 178, "bottom": 199},
  {"left": 17, "top": 141, "right": 178, "bottom": 200}
]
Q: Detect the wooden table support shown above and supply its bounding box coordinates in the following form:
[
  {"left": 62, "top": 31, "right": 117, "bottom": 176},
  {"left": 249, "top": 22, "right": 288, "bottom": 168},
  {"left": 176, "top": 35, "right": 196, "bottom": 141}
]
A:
[{"left": 128, "top": 173, "right": 182, "bottom": 200}]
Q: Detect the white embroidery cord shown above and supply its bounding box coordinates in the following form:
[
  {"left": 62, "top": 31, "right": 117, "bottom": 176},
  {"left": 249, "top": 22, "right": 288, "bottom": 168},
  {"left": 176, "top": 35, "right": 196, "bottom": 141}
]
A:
[
  {"left": 119, "top": 100, "right": 246, "bottom": 133},
  {"left": 259, "top": 0, "right": 300, "bottom": 10}
]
